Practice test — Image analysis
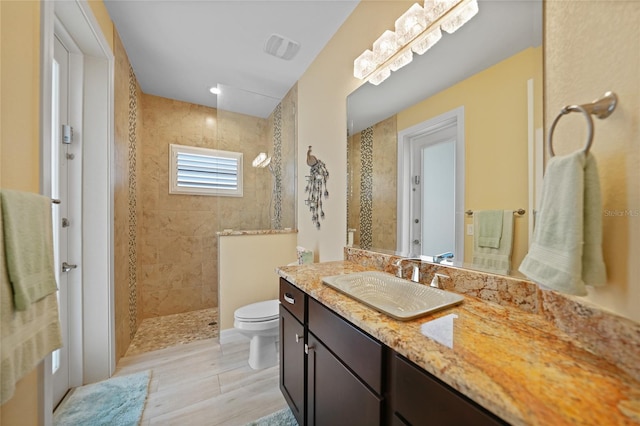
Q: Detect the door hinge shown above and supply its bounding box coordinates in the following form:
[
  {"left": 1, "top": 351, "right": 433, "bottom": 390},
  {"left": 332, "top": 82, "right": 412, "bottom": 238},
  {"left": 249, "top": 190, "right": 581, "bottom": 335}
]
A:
[
  {"left": 413, "top": 175, "right": 420, "bottom": 185},
  {"left": 62, "top": 124, "right": 73, "bottom": 144}
]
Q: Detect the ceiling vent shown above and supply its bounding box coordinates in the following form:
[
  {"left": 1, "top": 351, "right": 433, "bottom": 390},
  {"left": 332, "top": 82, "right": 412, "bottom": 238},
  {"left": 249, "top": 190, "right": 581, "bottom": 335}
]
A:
[{"left": 264, "top": 34, "right": 300, "bottom": 60}]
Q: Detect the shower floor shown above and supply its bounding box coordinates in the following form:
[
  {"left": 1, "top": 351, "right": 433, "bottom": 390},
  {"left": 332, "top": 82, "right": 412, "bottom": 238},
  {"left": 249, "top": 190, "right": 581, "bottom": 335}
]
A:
[{"left": 125, "top": 307, "right": 219, "bottom": 357}]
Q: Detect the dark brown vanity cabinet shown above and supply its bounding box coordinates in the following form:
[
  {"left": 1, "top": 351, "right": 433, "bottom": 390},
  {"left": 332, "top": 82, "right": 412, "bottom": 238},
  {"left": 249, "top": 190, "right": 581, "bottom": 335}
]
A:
[
  {"left": 307, "top": 297, "right": 384, "bottom": 426},
  {"left": 279, "top": 278, "right": 386, "bottom": 426},
  {"left": 391, "top": 354, "right": 507, "bottom": 426},
  {"left": 279, "top": 277, "right": 506, "bottom": 426},
  {"left": 279, "top": 279, "right": 306, "bottom": 425}
]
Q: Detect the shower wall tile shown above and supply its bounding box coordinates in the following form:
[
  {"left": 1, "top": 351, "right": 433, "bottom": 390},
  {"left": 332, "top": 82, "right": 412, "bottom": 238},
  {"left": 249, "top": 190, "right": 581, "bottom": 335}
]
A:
[
  {"left": 139, "top": 94, "right": 275, "bottom": 319},
  {"left": 113, "top": 31, "right": 142, "bottom": 362},
  {"left": 268, "top": 84, "right": 297, "bottom": 230}
]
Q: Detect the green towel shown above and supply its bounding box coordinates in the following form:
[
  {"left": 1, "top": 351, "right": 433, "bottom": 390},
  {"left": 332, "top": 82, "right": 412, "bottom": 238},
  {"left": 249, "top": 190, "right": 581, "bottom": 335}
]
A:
[
  {"left": 1, "top": 201, "right": 62, "bottom": 404},
  {"left": 0, "top": 190, "right": 58, "bottom": 310},
  {"left": 476, "top": 210, "right": 503, "bottom": 248},
  {"left": 472, "top": 210, "right": 514, "bottom": 275},
  {"left": 519, "top": 151, "right": 606, "bottom": 295}
]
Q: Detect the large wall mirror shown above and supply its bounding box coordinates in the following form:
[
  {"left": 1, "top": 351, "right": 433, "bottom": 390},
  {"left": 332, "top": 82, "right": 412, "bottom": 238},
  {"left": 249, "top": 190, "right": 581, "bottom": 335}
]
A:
[{"left": 347, "top": 0, "right": 543, "bottom": 278}]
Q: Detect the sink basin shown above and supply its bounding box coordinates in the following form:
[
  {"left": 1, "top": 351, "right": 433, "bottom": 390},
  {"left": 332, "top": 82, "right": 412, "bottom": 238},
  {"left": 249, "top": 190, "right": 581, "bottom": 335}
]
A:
[{"left": 322, "top": 271, "right": 464, "bottom": 321}]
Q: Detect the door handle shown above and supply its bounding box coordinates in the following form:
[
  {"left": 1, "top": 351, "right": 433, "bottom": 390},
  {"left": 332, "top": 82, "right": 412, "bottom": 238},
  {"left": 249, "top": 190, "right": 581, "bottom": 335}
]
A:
[{"left": 62, "top": 262, "right": 77, "bottom": 273}]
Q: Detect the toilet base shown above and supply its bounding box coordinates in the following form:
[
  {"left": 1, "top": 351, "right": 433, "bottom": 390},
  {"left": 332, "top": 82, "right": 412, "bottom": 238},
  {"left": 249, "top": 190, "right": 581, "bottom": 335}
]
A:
[{"left": 248, "top": 335, "right": 278, "bottom": 370}]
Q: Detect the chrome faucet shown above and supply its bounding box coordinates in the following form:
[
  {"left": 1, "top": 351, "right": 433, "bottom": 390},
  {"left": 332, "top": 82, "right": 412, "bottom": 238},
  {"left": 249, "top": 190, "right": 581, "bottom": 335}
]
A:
[
  {"left": 433, "top": 252, "right": 454, "bottom": 264},
  {"left": 430, "top": 273, "right": 450, "bottom": 289},
  {"left": 393, "top": 258, "right": 422, "bottom": 283}
]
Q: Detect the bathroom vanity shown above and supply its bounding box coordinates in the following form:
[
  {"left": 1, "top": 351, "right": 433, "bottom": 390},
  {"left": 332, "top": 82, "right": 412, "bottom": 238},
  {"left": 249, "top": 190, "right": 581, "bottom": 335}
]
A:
[
  {"left": 279, "top": 277, "right": 503, "bottom": 425},
  {"left": 276, "top": 261, "right": 640, "bottom": 426}
]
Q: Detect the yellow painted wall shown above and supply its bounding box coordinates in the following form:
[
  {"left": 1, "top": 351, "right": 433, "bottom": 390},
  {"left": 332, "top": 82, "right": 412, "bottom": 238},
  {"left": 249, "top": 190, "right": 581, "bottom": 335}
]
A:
[
  {"left": 1, "top": 0, "right": 41, "bottom": 192},
  {"left": 218, "top": 233, "right": 297, "bottom": 330},
  {"left": 545, "top": 0, "right": 639, "bottom": 322},
  {"left": 297, "top": 0, "right": 415, "bottom": 261},
  {"left": 87, "top": 0, "right": 114, "bottom": 53},
  {"left": 0, "top": 0, "right": 42, "bottom": 423},
  {"left": 397, "top": 47, "right": 543, "bottom": 272}
]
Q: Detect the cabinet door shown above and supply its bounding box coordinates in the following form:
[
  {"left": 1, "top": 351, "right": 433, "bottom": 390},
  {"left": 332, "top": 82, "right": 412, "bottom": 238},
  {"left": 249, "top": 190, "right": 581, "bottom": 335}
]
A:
[
  {"left": 280, "top": 305, "right": 305, "bottom": 425},
  {"left": 393, "top": 354, "right": 506, "bottom": 426},
  {"left": 307, "top": 333, "right": 381, "bottom": 426}
]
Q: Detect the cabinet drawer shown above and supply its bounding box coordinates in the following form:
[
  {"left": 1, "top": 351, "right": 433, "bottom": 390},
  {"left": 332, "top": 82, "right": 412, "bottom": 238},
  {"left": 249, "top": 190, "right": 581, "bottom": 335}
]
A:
[
  {"left": 308, "top": 297, "right": 383, "bottom": 394},
  {"left": 393, "top": 354, "right": 507, "bottom": 426},
  {"left": 280, "top": 278, "right": 305, "bottom": 323}
]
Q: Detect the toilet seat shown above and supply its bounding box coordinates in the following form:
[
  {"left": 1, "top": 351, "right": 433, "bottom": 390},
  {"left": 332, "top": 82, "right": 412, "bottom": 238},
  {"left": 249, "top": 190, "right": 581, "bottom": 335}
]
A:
[{"left": 234, "top": 299, "right": 279, "bottom": 322}]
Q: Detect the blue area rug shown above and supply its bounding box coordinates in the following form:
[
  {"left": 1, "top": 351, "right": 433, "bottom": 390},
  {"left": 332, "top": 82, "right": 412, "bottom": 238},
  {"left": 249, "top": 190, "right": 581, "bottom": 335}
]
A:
[
  {"left": 53, "top": 370, "right": 151, "bottom": 426},
  {"left": 246, "top": 407, "right": 298, "bottom": 426}
]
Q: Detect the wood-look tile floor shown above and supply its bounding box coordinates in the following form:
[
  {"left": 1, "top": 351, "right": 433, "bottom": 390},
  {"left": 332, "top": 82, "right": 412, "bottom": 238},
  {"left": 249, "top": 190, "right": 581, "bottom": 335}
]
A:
[{"left": 115, "top": 317, "right": 287, "bottom": 425}]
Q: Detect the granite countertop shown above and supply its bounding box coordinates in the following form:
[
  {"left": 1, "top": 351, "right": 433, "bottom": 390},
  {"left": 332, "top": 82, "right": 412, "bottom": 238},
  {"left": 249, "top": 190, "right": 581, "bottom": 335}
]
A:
[{"left": 275, "top": 261, "right": 640, "bottom": 426}]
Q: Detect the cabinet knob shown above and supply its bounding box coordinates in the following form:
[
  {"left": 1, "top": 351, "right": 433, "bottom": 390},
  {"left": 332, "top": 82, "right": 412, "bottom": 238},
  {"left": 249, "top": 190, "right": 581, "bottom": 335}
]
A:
[{"left": 284, "top": 293, "right": 295, "bottom": 304}]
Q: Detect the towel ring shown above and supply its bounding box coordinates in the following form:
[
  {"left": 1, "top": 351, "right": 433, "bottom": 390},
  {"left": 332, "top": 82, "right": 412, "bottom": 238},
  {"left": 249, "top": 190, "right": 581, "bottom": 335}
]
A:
[
  {"left": 547, "top": 91, "right": 618, "bottom": 158},
  {"left": 547, "top": 104, "right": 594, "bottom": 158}
]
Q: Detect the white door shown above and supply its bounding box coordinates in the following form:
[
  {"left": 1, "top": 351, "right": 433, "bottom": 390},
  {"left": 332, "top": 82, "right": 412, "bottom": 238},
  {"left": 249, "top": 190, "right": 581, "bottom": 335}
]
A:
[
  {"left": 410, "top": 126, "right": 456, "bottom": 257},
  {"left": 52, "top": 35, "right": 82, "bottom": 407}
]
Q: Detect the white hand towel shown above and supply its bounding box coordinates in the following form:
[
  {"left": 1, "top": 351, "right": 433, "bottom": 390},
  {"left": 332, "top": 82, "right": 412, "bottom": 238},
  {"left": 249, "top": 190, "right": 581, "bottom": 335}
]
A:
[{"left": 519, "top": 151, "right": 606, "bottom": 295}]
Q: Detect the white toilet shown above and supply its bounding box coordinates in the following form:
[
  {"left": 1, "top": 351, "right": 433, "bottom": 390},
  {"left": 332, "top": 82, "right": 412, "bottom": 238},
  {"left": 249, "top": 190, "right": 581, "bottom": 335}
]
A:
[{"left": 234, "top": 299, "right": 280, "bottom": 369}]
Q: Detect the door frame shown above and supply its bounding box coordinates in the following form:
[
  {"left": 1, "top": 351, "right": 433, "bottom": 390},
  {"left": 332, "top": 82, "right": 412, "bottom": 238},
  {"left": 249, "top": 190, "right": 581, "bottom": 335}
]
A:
[
  {"left": 40, "top": 0, "right": 115, "bottom": 422},
  {"left": 396, "top": 107, "right": 465, "bottom": 261}
]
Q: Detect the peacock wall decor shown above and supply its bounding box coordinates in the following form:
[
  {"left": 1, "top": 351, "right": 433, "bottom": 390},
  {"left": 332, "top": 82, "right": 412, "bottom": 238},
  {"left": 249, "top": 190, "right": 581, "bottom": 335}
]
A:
[{"left": 304, "top": 146, "right": 329, "bottom": 229}]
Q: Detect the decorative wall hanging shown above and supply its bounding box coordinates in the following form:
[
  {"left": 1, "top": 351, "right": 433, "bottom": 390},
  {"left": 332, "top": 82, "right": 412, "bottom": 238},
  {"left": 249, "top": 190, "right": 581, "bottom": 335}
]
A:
[{"left": 304, "top": 146, "right": 329, "bottom": 229}]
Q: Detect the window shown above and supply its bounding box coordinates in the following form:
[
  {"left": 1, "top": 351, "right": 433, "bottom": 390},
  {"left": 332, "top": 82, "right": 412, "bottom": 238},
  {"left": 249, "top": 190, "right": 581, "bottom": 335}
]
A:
[{"left": 169, "top": 144, "right": 243, "bottom": 197}]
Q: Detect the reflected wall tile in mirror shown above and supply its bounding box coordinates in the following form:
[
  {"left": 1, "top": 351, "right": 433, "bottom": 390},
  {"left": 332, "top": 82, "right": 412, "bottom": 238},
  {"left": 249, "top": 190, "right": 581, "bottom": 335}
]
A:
[{"left": 371, "top": 116, "right": 397, "bottom": 251}]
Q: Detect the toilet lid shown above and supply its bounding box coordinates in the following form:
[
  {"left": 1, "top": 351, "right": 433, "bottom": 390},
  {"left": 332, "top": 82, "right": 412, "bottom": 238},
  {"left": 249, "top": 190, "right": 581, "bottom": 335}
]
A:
[{"left": 234, "top": 299, "right": 279, "bottom": 322}]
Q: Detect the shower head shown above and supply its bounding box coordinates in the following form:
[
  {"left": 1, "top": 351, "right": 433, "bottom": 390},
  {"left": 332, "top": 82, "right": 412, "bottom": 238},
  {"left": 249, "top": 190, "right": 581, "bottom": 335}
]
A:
[{"left": 252, "top": 152, "right": 272, "bottom": 168}]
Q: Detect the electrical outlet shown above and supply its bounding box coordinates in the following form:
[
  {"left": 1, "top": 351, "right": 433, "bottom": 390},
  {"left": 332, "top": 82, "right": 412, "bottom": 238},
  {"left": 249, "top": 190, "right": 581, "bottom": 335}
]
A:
[{"left": 466, "top": 224, "right": 474, "bottom": 235}]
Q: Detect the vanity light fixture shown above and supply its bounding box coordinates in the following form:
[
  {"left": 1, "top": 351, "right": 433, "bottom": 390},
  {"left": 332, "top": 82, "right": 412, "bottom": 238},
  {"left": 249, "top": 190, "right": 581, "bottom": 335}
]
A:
[{"left": 354, "top": 0, "right": 479, "bottom": 85}]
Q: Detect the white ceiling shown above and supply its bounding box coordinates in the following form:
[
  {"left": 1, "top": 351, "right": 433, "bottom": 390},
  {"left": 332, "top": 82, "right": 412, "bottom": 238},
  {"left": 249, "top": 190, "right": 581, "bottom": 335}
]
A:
[
  {"left": 104, "top": 0, "right": 360, "bottom": 118},
  {"left": 105, "top": 0, "right": 541, "bottom": 123}
]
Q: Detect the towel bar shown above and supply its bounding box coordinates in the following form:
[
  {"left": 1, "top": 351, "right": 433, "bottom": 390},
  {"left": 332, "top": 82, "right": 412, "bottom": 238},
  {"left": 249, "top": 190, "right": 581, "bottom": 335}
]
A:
[
  {"left": 465, "top": 209, "right": 525, "bottom": 216},
  {"left": 547, "top": 91, "right": 618, "bottom": 157}
]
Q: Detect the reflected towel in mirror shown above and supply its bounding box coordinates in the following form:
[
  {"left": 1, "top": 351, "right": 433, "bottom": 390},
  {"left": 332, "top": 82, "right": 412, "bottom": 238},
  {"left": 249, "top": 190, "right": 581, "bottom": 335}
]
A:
[{"left": 472, "top": 210, "right": 514, "bottom": 275}]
